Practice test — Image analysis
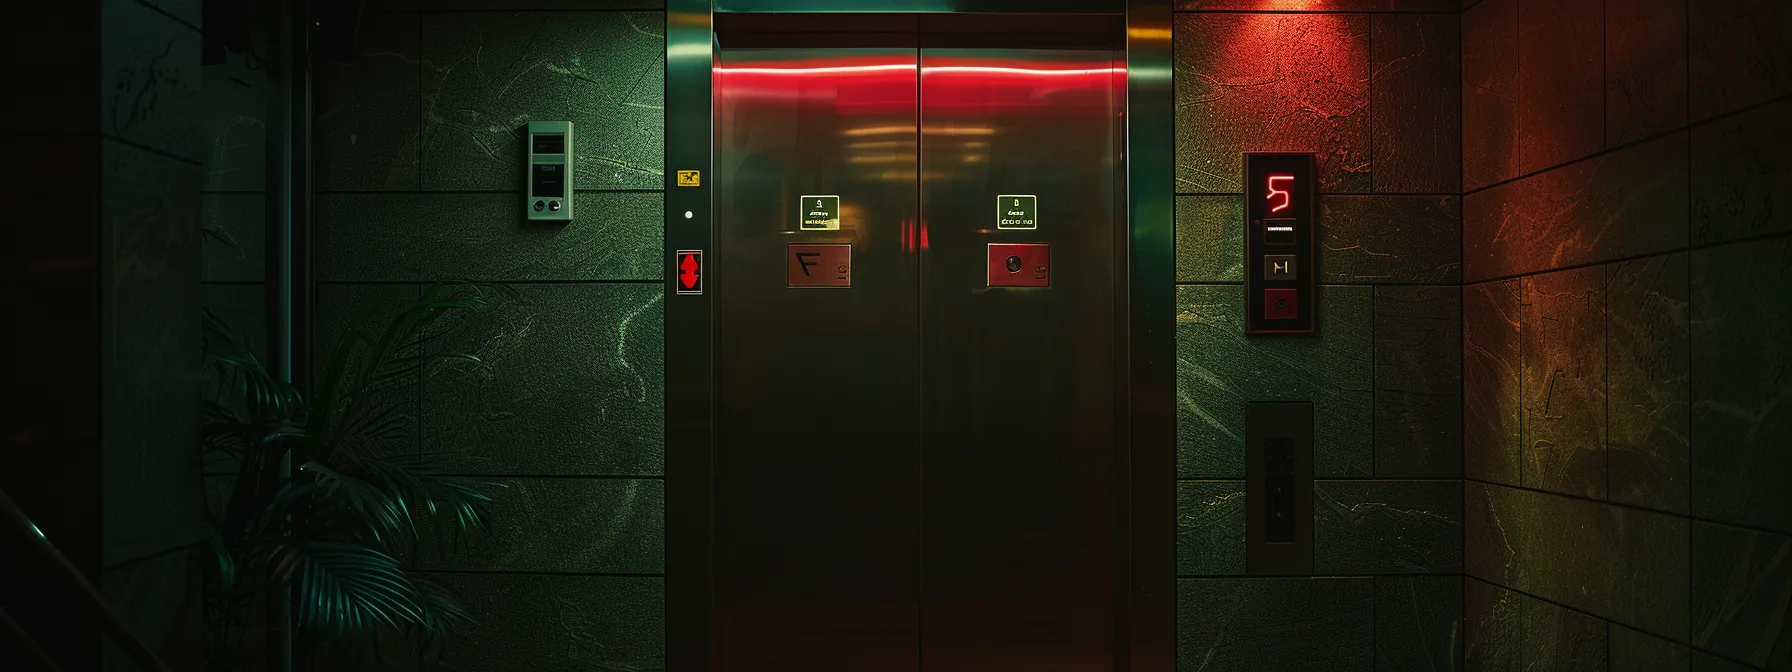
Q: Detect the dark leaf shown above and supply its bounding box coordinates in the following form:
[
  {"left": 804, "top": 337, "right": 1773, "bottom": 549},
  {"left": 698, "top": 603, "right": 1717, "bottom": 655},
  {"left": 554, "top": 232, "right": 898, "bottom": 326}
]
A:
[
  {"left": 272, "top": 542, "right": 425, "bottom": 635},
  {"left": 412, "top": 575, "right": 476, "bottom": 638},
  {"left": 302, "top": 462, "right": 405, "bottom": 539},
  {"left": 206, "top": 531, "right": 237, "bottom": 591}
]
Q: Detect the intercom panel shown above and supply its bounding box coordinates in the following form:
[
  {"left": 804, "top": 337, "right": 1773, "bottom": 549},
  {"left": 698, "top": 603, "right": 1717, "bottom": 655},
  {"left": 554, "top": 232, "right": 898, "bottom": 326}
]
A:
[{"left": 527, "top": 121, "right": 572, "bottom": 221}]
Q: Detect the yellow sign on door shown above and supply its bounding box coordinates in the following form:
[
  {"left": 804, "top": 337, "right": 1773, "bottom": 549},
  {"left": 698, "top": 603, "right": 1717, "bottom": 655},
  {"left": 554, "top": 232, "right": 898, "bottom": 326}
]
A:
[{"left": 676, "top": 170, "right": 701, "bottom": 187}]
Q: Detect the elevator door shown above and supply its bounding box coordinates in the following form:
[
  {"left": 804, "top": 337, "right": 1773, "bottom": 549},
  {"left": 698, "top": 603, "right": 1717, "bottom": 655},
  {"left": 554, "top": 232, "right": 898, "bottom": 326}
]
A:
[{"left": 713, "top": 44, "right": 1122, "bottom": 671}]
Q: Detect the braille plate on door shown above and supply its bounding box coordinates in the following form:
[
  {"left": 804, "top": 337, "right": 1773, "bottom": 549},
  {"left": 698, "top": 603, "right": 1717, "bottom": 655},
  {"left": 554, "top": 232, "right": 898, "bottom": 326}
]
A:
[{"left": 986, "top": 243, "right": 1049, "bottom": 287}]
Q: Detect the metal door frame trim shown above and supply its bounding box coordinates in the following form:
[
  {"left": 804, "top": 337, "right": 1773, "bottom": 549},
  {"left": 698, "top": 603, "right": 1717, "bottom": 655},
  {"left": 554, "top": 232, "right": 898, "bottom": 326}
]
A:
[{"left": 663, "top": 2, "right": 1174, "bottom": 669}]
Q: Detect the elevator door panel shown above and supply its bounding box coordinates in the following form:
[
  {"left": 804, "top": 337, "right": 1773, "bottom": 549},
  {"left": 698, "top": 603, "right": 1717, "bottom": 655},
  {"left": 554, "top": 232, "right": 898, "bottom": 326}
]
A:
[
  {"left": 919, "top": 49, "right": 1122, "bottom": 671},
  {"left": 713, "top": 48, "right": 921, "bottom": 671}
]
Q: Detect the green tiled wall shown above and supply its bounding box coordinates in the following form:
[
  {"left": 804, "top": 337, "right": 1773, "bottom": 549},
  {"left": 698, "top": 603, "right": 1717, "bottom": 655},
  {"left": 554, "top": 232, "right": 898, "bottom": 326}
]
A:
[
  {"left": 311, "top": 4, "right": 667, "bottom": 669},
  {"left": 1461, "top": 0, "right": 1790, "bottom": 670},
  {"left": 1172, "top": 5, "right": 1465, "bottom": 670},
  {"left": 1177, "top": 577, "right": 1375, "bottom": 671}
]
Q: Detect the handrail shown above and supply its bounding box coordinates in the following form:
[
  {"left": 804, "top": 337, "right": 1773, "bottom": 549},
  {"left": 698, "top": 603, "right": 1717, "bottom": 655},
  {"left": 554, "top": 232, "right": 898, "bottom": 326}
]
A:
[
  {"left": 0, "top": 488, "right": 178, "bottom": 672},
  {"left": 1, "top": 606, "right": 66, "bottom": 671}
]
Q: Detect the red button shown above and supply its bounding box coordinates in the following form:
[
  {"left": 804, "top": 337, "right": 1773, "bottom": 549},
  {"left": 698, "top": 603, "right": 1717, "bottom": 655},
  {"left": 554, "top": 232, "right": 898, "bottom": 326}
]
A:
[{"left": 1264, "top": 288, "right": 1298, "bottom": 320}]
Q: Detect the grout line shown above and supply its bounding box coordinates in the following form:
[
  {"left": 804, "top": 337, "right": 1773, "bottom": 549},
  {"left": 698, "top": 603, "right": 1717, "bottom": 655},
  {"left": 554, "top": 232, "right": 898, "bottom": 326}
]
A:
[
  {"left": 415, "top": 282, "right": 425, "bottom": 490},
  {"left": 1683, "top": 0, "right": 1696, "bottom": 632},
  {"left": 418, "top": 10, "right": 425, "bottom": 196},
  {"left": 1463, "top": 95, "right": 1787, "bottom": 197},
  {"left": 1175, "top": 9, "right": 1460, "bottom": 15},
  {"left": 402, "top": 473, "right": 665, "bottom": 480},
  {"left": 315, "top": 278, "right": 665, "bottom": 285},
  {"left": 1460, "top": 229, "right": 1792, "bottom": 286},
  {"left": 129, "top": 0, "right": 201, "bottom": 33},
  {"left": 1464, "top": 476, "right": 1791, "bottom": 538},
  {"left": 416, "top": 569, "right": 665, "bottom": 578},
  {"left": 400, "top": 7, "right": 665, "bottom": 13},
  {"left": 1517, "top": 582, "right": 1527, "bottom": 671},
  {"left": 1463, "top": 575, "right": 1765, "bottom": 670},
  {"left": 1176, "top": 477, "right": 1461, "bottom": 483},
  {"left": 1518, "top": 269, "right": 1526, "bottom": 489},
  {"left": 1174, "top": 191, "right": 1463, "bottom": 197},
  {"left": 99, "top": 541, "right": 197, "bottom": 571},
  {"left": 100, "top": 135, "right": 203, "bottom": 167},
  {"left": 1177, "top": 572, "right": 1434, "bottom": 579},
  {"left": 312, "top": 188, "right": 668, "bottom": 195},
  {"left": 1603, "top": 263, "right": 1611, "bottom": 501},
  {"left": 1459, "top": 3, "right": 1470, "bottom": 644},
  {"left": 1176, "top": 280, "right": 1463, "bottom": 287}
]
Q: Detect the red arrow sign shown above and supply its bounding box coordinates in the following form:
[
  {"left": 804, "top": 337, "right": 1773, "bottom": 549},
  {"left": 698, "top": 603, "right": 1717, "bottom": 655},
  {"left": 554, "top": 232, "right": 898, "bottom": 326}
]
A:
[{"left": 675, "top": 250, "right": 702, "bottom": 295}]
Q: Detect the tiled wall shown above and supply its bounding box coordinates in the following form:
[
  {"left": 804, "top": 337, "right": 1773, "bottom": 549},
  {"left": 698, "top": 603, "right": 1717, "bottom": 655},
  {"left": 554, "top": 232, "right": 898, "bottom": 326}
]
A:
[
  {"left": 99, "top": 0, "right": 210, "bottom": 668},
  {"left": 311, "top": 1, "right": 667, "bottom": 668},
  {"left": 1171, "top": 2, "right": 1465, "bottom": 670},
  {"left": 1460, "top": 0, "right": 1790, "bottom": 669},
  {"left": 6, "top": 0, "right": 209, "bottom": 669}
]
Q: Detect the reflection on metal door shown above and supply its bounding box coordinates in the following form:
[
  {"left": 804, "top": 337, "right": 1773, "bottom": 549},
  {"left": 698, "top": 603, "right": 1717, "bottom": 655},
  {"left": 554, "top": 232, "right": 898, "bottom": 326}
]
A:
[
  {"left": 713, "top": 48, "right": 922, "bottom": 672},
  {"left": 919, "top": 48, "right": 1122, "bottom": 671},
  {"left": 713, "top": 44, "right": 1123, "bottom": 671}
]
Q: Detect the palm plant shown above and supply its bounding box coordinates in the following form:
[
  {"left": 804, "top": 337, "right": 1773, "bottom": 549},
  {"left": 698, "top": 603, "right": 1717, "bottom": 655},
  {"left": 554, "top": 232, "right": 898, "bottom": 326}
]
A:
[{"left": 200, "top": 280, "right": 522, "bottom": 654}]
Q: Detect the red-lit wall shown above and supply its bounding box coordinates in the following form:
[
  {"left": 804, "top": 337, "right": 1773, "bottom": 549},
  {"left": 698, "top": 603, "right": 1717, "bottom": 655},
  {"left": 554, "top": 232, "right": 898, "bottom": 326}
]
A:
[
  {"left": 1170, "top": 3, "right": 1466, "bottom": 670},
  {"left": 1460, "top": 0, "right": 1790, "bottom": 669}
]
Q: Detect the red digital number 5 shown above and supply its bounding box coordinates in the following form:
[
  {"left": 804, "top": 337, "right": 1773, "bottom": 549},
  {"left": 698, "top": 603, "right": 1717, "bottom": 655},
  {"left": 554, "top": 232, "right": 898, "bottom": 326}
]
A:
[{"left": 1267, "top": 174, "right": 1293, "bottom": 214}]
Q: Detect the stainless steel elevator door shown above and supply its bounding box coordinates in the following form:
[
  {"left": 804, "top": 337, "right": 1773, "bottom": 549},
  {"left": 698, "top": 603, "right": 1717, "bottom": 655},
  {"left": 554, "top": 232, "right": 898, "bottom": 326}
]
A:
[
  {"left": 713, "top": 43, "right": 1124, "bottom": 672},
  {"left": 919, "top": 49, "right": 1123, "bottom": 671},
  {"left": 713, "top": 48, "right": 923, "bottom": 671}
]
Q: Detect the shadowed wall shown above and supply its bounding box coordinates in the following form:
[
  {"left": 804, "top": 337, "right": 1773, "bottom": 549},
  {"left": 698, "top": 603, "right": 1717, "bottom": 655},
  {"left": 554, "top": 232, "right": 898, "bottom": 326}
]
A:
[
  {"left": 309, "top": 0, "right": 667, "bottom": 669},
  {"left": 1460, "top": 0, "right": 1790, "bottom": 669},
  {"left": 4, "top": 0, "right": 210, "bottom": 670}
]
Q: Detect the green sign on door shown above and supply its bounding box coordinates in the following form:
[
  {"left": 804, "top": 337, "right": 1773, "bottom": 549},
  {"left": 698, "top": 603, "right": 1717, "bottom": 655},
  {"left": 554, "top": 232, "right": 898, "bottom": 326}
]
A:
[
  {"left": 997, "top": 194, "right": 1037, "bottom": 230},
  {"left": 800, "top": 194, "right": 840, "bottom": 230}
]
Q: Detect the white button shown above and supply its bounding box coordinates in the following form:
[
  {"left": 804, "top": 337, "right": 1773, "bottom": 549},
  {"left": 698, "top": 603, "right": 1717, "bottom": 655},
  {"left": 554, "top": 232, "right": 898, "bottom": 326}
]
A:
[{"left": 684, "top": 210, "right": 693, "bottom": 219}]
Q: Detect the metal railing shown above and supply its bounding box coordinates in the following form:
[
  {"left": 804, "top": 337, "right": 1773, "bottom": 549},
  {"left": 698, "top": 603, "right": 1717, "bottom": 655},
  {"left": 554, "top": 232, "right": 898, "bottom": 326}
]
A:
[{"left": 0, "top": 488, "right": 177, "bottom": 672}]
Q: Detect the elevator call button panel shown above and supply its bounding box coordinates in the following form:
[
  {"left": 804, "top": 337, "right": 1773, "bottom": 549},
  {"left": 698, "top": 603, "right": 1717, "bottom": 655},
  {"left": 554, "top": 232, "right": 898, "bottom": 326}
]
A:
[
  {"left": 675, "top": 249, "right": 703, "bottom": 296},
  {"left": 996, "top": 194, "right": 1037, "bottom": 230},
  {"left": 526, "top": 121, "right": 572, "bottom": 221},
  {"left": 788, "top": 244, "right": 851, "bottom": 287},
  {"left": 987, "top": 243, "right": 1049, "bottom": 287},
  {"left": 1244, "top": 153, "right": 1316, "bottom": 334},
  {"left": 1246, "top": 401, "right": 1313, "bottom": 576},
  {"left": 799, "top": 195, "right": 840, "bottom": 230}
]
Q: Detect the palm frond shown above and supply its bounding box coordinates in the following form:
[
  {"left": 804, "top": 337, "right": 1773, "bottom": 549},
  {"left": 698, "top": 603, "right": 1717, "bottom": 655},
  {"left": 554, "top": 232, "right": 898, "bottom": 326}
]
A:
[
  {"left": 351, "top": 453, "right": 502, "bottom": 545},
  {"left": 312, "top": 282, "right": 515, "bottom": 464},
  {"left": 269, "top": 542, "right": 425, "bottom": 635},
  {"left": 333, "top": 402, "right": 413, "bottom": 459},
  {"left": 411, "top": 575, "right": 477, "bottom": 638},
  {"left": 202, "top": 226, "right": 238, "bottom": 248},
  {"left": 301, "top": 462, "right": 406, "bottom": 539},
  {"left": 205, "top": 531, "right": 238, "bottom": 591},
  {"left": 309, "top": 309, "right": 381, "bottom": 445},
  {"left": 205, "top": 343, "right": 304, "bottom": 422}
]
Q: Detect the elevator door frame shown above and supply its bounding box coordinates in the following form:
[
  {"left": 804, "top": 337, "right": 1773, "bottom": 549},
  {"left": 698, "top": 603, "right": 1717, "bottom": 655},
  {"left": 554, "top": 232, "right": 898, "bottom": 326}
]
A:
[{"left": 664, "top": 3, "right": 1176, "bottom": 671}]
